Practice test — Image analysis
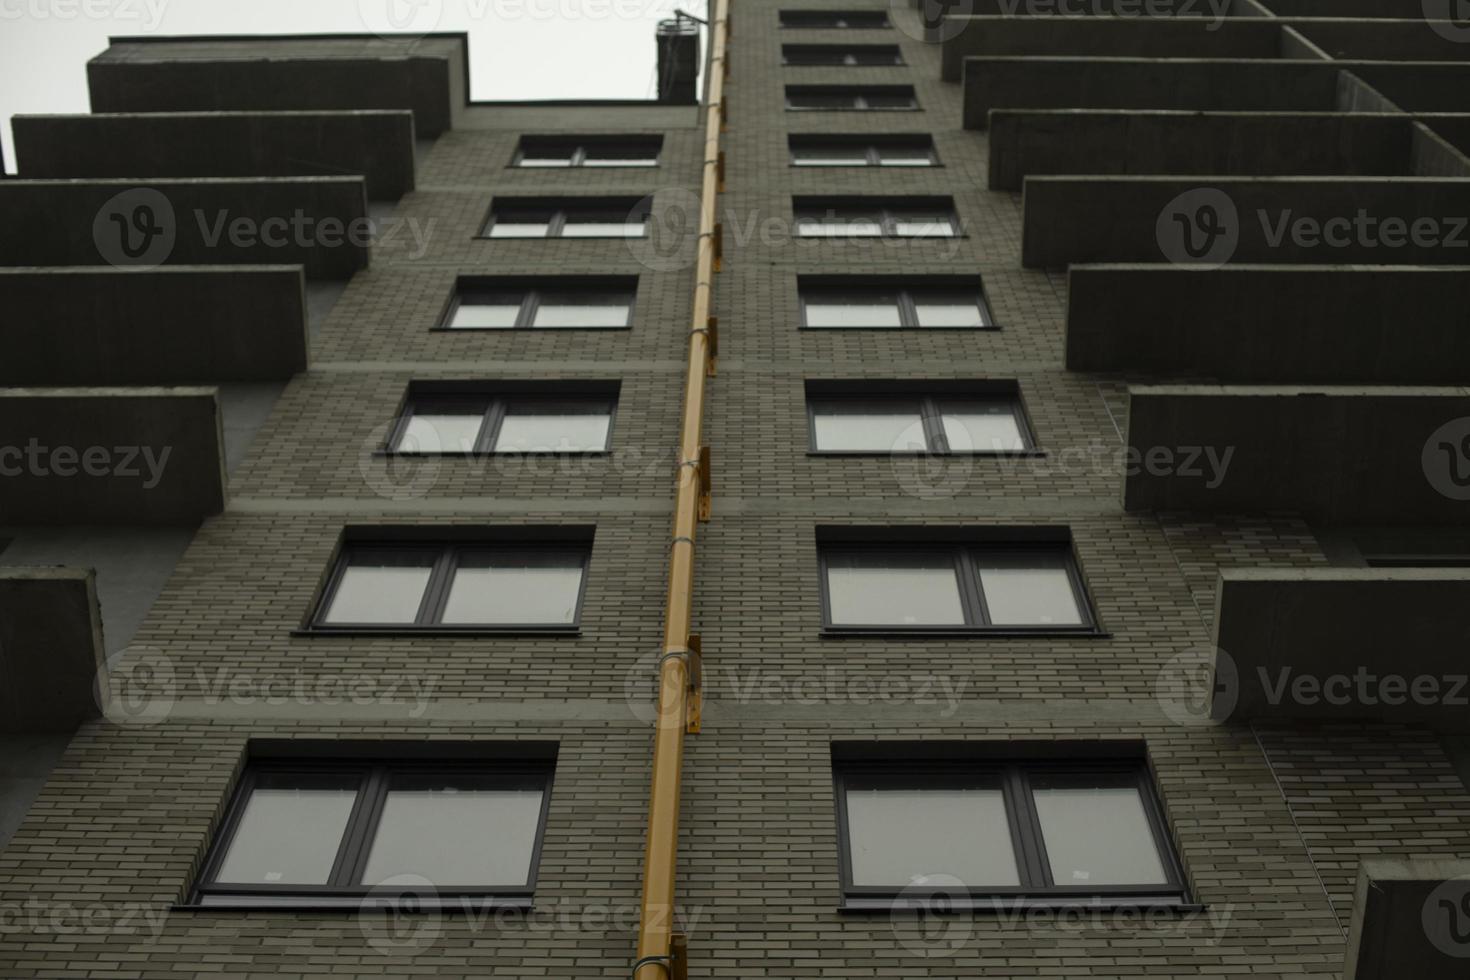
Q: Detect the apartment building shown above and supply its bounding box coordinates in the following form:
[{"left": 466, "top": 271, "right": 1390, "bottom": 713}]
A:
[{"left": 1, "top": 1, "right": 1469, "bottom": 977}]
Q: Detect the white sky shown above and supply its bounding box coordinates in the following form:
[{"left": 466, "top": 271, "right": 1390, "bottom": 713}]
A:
[{"left": 0, "top": 0, "right": 699, "bottom": 172}]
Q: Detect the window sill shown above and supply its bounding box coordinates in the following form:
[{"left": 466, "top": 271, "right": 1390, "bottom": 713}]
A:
[
  {"left": 472, "top": 235, "right": 650, "bottom": 241},
  {"left": 806, "top": 449, "right": 1046, "bottom": 459},
  {"left": 292, "top": 627, "right": 581, "bottom": 638},
  {"left": 841, "top": 895, "right": 1197, "bottom": 914},
  {"left": 793, "top": 234, "right": 970, "bottom": 241},
  {"left": 371, "top": 450, "right": 610, "bottom": 458},
  {"left": 791, "top": 163, "right": 946, "bottom": 170},
  {"left": 798, "top": 323, "right": 997, "bottom": 332},
  {"left": 508, "top": 164, "right": 661, "bottom": 170},
  {"left": 786, "top": 107, "right": 923, "bottom": 112},
  {"left": 176, "top": 896, "right": 534, "bottom": 913},
  {"left": 429, "top": 325, "right": 633, "bottom": 333},
  {"left": 820, "top": 627, "right": 1109, "bottom": 639}
]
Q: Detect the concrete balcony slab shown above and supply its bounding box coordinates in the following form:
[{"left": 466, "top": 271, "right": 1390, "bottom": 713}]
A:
[
  {"left": 0, "top": 567, "right": 104, "bottom": 733},
  {"left": 1345, "top": 859, "right": 1470, "bottom": 980}
]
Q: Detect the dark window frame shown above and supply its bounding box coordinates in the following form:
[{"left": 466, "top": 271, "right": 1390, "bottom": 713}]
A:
[
  {"left": 833, "top": 756, "right": 1188, "bottom": 910},
  {"left": 192, "top": 757, "right": 555, "bottom": 910},
  {"left": 437, "top": 281, "right": 636, "bottom": 331},
  {"left": 793, "top": 203, "right": 961, "bottom": 239},
  {"left": 510, "top": 136, "right": 663, "bottom": 168},
  {"left": 789, "top": 135, "right": 939, "bottom": 168},
  {"left": 782, "top": 44, "right": 905, "bottom": 66},
  {"left": 806, "top": 391, "right": 1037, "bottom": 456},
  {"left": 383, "top": 385, "right": 619, "bottom": 457},
  {"left": 779, "top": 9, "right": 891, "bottom": 28},
  {"left": 478, "top": 199, "right": 651, "bottom": 239},
  {"left": 307, "top": 538, "right": 592, "bottom": 634},
  {"left": 817, "top": 539, "right": 1098, "bottom": 635},
  {"left": 785, "top": 85, "right": 920, "bottom": 111},
  {"left": 799, "top": 283, "right": 993, "bottom": 329}
]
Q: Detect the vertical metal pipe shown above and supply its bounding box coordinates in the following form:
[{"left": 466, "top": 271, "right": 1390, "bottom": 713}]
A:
[{"left": 633, "top": 0, "right": 730, "bottom": 976}]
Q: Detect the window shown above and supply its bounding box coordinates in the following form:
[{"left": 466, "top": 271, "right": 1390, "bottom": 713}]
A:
[
  {"left": 793, "top": 199, "right": 959, "bottom": 238},
  {"left": 387, "top": 384, "right": 616, "bottom": 454},
  {"left": 311, "top": 533, "right": 591, "bottom": 631},
  {"left": 194, "top": 749, "right": 554, "bottom": 908},
  {"left": 834, "top": 749, "right": 1186, "bottom": 909},
  {"left": 783, "top": 44, "right": 904, "bottom": 66},
  {"left": 780, "top": 9, "right": 890, "bottom": 28},
  {"left": 512, "top": 137, "right": 661, "bottom": 168},
  {"left": 818, "top": 535, "right": 1094, "bottom": 632},
  {"left": 790, "top": 135, "right": 937, "bottom": 167},
  {"left": 481, "top": 199, "right": 650, "bottom": 238},
  {"left": 786, "top": 85, "right": 918, "bottom": 111},
  {"left": 442, "top": 279, "right": 635, "bottom": 330},
  {"left": 809, "top": 391, "right": 1032, "bottom": 454},
  {"left": 801, "top": 282, "right": 992, "bottom": 328}
]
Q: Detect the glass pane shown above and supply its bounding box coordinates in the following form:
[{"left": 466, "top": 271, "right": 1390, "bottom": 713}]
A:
[
  {"left": 826, "top": 553, "right": 965, "bottom": 626},
  {"left": 488, "top": 222, "right": 551, "bottom": 238},
  {"left": 878, "top": 147, "right": 934, "bottom": 167},
  {"left": 976, "top": 560, "right": 1084, "bottom": 627},
  {"left": 323, "top": 559, "right": 434, "bottom": 625},
  {"left": 788, "top": 93, "right": 857, "bottom": 110},
  {"left": 494, "top": 407, "right": 611, "bottom": 452},
  {"left": 812, "top": 404, "right": 927, "bottom": 452},
  {"left": 449, "top": 301, "right": 522, "bottom": 329},
  {"left": 914, "top": 298, "right": 988, "bottom": 328},
  {"left": 863, "top": 92, "right": 917, "bottom": 109},
  {"left": 846, "top": 786, "right": 1020, "bottom": 888},
  {"left": 1032, "top": 781, "right": 1170, "bottom": 887},
  {"left": 516, "top": 156, "right": 573, "bottom": 168},
  {"left": 939, "top": 402, "right": 1026, "bottom": 452},
  {"left": 582, "top": 147, "right": 657, "bottom": 167},
  {"left": 440, "top": 555, "right": 584, "bottom": 625},
  {"left": 893, "top": 216, "right": 956, "bottom": 237},
  {"left": 532, "top": 298, "right": 631, "bottom": 328},
  {"left": 805, "top": 297, "right": 902, "bottom": 328},
  {"left": 561, "top": 220, "right": 645, "bottom": 238},
  {"left": 792, "top": 147, "right": 870, "bottom": 167},
  {"left": 395, "top": 413, "right": 485, "bottom": 454},
  {"left": 214, "top": 781, "right": 358, "bottom": 885},
  {"left": 796, "top": 216, "right": 882, "bottom": 237},
  {"left": 360, "top": 782, "right": 545, "bottom": 888}
]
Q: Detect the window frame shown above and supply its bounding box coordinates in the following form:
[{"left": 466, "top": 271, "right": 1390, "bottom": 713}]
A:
[
  {"left": 384, "top": 386, "right": 618, "bottom": 456},
  {"left": 781, "top": 44, "right": 905, "bottom": 66},
  {"left": 785, "top": 85, "right": 920, "bottom": 111},
  {"left": 792, "top": 202, "right": 961, "bottom": 239},
  {"left": 807, "top": 393, "right": 1036, "bottom": 456},
  {"left": 799, "top": 283, "right": 993, "bottom": 329},
  {"left": 478, "top": 200, "right": 651, "bottom": 239},
  {"left": 510, "top": 136, "right": 663, "bottom": 168},
  {"left": 193, "top": 757, "right": 555, "bottom": 910},
  {"left": 307, "top": 538, "right": 592, "bottom": 634},
  {"left": 437, "top": 281, "right": 636, "bottom": 331},
  {"left": 779, "top": 9, "right": 891, "bottom": 28},
  {"left": 833, "top": 756, "right": 1188, "bottom": 910},
  {"left": 817, "top": 539, "right": 1098, "bottom": 635},
  {"left": 789, "top": 135, "right": 939, "bottom": 168}
]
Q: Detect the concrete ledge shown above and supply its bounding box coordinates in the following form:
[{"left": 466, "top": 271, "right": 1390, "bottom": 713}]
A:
[
  {"left": 87, "top": 34, "right": 467, "bottom": 138},
  {"left": 941, "top": 17, "right": 1282, "bottom": 81},
  {"left": 0, "top": 178, "right": 369, "bottom": 280},
  {"left": 1295, "top": 20, "right": 1470, "bottom": 62},
  {"left": 962, "top": 57, "right": 1343, "bottom": 129},
  {"left": 0, "top": 266, "right": 308, "bottom": 385},
  {"left": 1123, "top": 385, "right": 1470, "bottom": 524},
  {"left": 1269, "top": 0, "right": 1430, "bottom": 14},
  {"left": 1021, "top": 176, "right": 1470, "bottom": 268},
  {"left": 989, "top": 111, "right": 1417, "bottom": 189},
  {"left": 1344, "top": 62, "right": 1470, "bottom": 112},
  {"left": 0, "top": 388, "right": 226, "bottom": 526},
  {"left": 1346, "top": 859, "right": 1470, "bottom": 979},
  {"left": 1213, "top": 569, "right": 1470, "bottom": 730},
  {"left": 1066, "top": 265, "right": 1470, "bottom": 383},
  {"left": 13, "top": 111, "right": 416, "bottom": 200},
  {"left": 0, "top": 567, "right": 104, "bottom": 733}
]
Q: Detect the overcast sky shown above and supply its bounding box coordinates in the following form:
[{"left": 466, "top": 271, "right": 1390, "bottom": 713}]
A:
[{"left": 0, "top": 0, "right": 697, "bottom": 171}]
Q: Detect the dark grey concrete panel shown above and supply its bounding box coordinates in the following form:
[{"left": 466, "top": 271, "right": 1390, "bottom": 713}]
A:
[
  {"left": 0, "top": 178, "right": 368, "bottom": 279},
  {"left": 1067, "top": 265, "right": 1470, "bottom": 383},
  {"left": 962, "top": 57, "right": 1343, "bottom": 129},
  {"left": 0, "top": 568, "right": 103, "bottom": 732},
  {"left": 1268, "top": 0, "right": 1429, "bottom": 13},
  {"left": 87, "top": 34, "right": 467, "bottom": 137},
  {"left": 0, "top": 388, "right": 226, "bottom": 526},
  {"left": 0, "top": 266, "right": 307, "bottom": 385},
  {"left": 1349, "top": 62, "right": 1470, "bottom": 112},
  {"left": 1021, "top": 176, "right": 1470, "bottom": 268},
  {"left": 13, "top": 111, "right": 416, "bottom": 200},
  {"left": 1213, "top": 569, "right": 1470, "bottom": 730},
  {"left": 989, "top": 111, "right": 1414, "bottom": 189},
  {"left": 1296, "top": 20, "right": 1470, "bottom": 62},
  {"left": 941, "top": 17, "right": 1281, "bottom": 82},
  {"left": 1124, "top": 386, "right": 1470, "bottom": 524},
  {"left": 1346, "top": 859, "right": 1470, "bottom": 979}
]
